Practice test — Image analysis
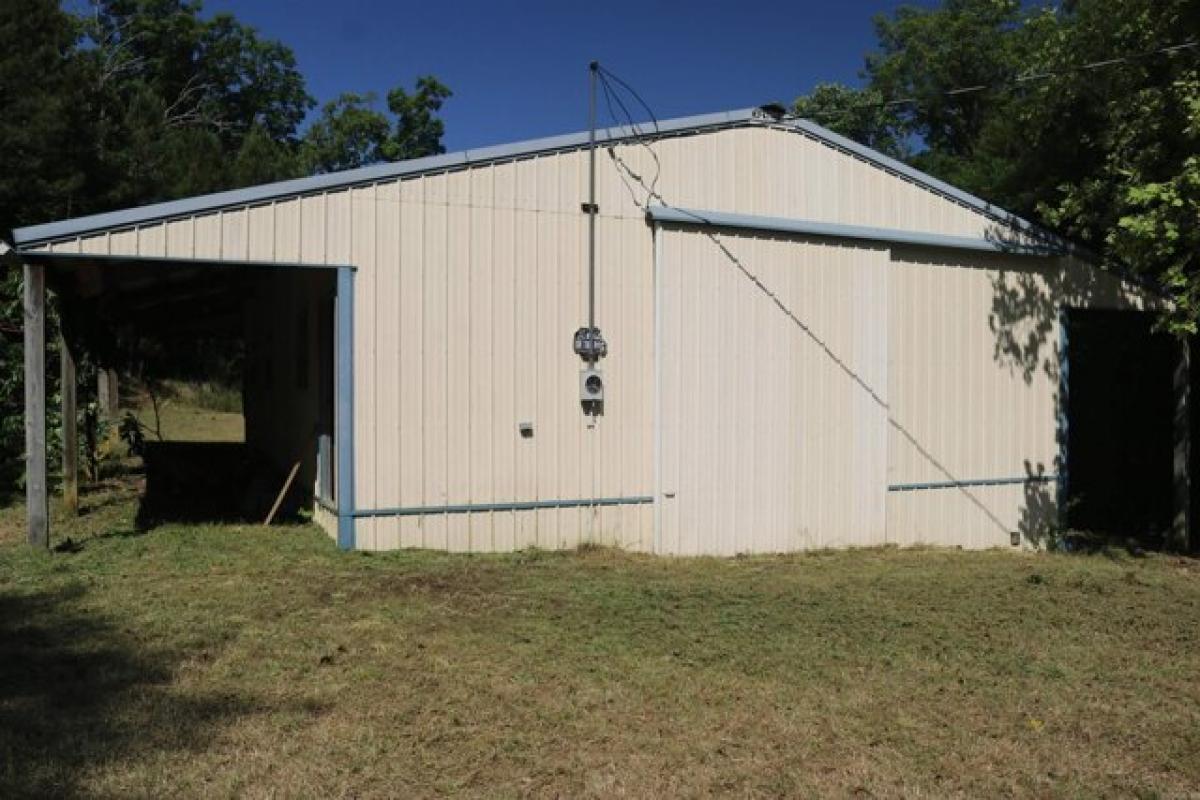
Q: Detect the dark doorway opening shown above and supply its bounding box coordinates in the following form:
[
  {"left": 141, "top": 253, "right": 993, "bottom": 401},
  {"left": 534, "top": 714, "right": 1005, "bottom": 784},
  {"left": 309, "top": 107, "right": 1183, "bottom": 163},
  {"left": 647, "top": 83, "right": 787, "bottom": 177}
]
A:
[
  {"left": 44, "top": 256, "right": 337, "bottom": 531},
  {"left": 1065, "top": 309, "right": 1177, "bottom": 546}
]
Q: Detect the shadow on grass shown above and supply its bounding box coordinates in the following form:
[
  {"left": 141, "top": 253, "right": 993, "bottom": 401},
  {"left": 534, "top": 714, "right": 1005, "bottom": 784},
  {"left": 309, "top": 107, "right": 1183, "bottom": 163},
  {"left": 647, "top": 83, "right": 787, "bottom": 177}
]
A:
[{"left": 0, "top": 583, "right": 319, "bottom": 797}]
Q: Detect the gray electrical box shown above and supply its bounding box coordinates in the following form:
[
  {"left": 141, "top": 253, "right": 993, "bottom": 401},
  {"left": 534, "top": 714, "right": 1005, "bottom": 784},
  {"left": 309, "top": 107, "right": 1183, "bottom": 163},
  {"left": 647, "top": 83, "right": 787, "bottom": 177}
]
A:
[{"left": 580, "top": 367, "right": 604, "bottom": 404}]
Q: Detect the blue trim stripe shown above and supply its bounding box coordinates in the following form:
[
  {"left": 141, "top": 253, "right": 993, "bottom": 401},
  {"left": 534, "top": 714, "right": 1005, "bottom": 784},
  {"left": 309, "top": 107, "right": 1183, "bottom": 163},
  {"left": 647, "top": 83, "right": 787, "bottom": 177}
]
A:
[
  {"left": 888, "top": 475, "right": 1058, "bottom": 492},
  {"left": 647, "top": 206, "right": 1063, "bottom": 256},
  {"left": 351, "top": 496, "right": 654, "bottom": 519},
  {"left": 335, "top": 267, "right": 356, "bottom": 550}
]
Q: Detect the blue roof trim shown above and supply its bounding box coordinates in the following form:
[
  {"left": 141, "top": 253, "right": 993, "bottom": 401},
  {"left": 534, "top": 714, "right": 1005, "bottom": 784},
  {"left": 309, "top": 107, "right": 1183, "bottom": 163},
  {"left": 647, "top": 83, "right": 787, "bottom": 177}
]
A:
[
  {"left": 19, "top": 249, "right": 352, "bottom": 270},
  {"left": 11, "top": 105, "right": 1070, "bottom": 253},
  {"left": 12, "top": 109, "right": 759, "bottom": 246},
  {"left": 647, "top": 206, "right": 1063, "bottom": 256}
]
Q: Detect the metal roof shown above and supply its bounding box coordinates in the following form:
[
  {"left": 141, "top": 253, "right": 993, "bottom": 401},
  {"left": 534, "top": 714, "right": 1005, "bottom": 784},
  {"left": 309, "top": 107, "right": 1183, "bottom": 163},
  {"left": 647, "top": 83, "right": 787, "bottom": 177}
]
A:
[{"left": 12, "top": 106, "right": 1049, "bottom": 247}]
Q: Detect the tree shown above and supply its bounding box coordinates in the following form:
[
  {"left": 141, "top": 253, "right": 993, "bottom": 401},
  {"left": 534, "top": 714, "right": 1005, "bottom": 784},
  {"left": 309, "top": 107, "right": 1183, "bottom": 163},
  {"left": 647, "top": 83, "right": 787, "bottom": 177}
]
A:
[
  {"left": 0, "top": 0, "right": 92, "bottom": 228},
  {"left": 0, "top": 0, "right": 91, "bottom": 492},
  {"left": 301, "top": 78, "right": 453, "bottom": 173},
  {"left": 0, "top": 0, "right": 453, "bottom": 495},
  {"left": 81, "top": 0, "right": 314, "bottom": 205},
  {"left": 301, "top": 93, "right": 392, "bottom": 174},
  {"left": 792, "top": 83, "right": 906, "bottom": 158},
  {"left": 382, "top": 76, "right": 452, "bottom": 161},
  {"left": 233, "top": 123, "right": 303, "bottom": 187},
  {"left": 1009, "top": 0, "right": 1200, "bottom": 333},
  {"left": 803, "top": 0, "right": 1200, "bottom": 332}
]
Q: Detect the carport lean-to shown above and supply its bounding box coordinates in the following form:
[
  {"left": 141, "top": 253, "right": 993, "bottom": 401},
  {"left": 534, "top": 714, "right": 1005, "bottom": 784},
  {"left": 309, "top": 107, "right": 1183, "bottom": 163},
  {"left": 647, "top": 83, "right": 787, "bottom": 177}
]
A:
[{"left": 15, "top": 247, "right": 357, "bottom": 551}]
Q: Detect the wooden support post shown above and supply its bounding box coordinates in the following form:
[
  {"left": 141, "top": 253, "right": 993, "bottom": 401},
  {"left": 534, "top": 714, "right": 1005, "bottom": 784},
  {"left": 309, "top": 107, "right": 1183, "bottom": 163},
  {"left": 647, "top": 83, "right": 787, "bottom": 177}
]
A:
[
  {"left": 24, "top": 262, "right": 48, "bottom": 548},
  {"left": 98, "top": 366, "right": 119, "bottom": 420},
  {"left": 1172, "top": 337, "right": 1191, "bottom": 552},
  {"left": 61, "top": 334, "right": 78, "bottom": 515}
]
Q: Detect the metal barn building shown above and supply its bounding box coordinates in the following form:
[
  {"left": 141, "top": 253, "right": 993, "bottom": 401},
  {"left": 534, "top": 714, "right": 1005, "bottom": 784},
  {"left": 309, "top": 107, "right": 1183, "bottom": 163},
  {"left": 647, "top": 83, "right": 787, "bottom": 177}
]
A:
[{"left": 13, "top": 107, "right": 1178, "bottom": 554}]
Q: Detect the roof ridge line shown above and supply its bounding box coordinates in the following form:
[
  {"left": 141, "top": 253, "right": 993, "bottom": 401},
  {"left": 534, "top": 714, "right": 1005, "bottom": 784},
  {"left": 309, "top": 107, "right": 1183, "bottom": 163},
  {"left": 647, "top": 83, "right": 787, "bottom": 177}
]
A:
[
  {"left": 12, "top": 108, "right": 760, "bottom": 245},
  {"left": 12, "top": 106, "right": 1058, "bottom": 249}
]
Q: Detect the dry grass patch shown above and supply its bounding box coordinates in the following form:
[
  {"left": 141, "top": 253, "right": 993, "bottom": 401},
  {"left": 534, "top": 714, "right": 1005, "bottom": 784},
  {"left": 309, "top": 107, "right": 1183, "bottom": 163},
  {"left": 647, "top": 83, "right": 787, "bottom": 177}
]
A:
[{"left": 1, "top": 490, "right": 1198, "bottom": 797}]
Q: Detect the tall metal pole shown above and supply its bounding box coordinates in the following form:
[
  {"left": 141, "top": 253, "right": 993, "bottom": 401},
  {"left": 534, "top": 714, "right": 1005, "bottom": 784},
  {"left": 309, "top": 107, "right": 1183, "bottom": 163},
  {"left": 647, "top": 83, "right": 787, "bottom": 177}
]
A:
[{"left": 587, "top": 61, "right": 598, "bottom": 333}]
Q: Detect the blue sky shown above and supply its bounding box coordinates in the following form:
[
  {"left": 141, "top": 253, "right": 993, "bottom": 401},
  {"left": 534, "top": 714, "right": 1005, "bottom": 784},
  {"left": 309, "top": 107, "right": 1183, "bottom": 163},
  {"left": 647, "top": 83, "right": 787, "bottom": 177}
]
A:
[{"left": 202, "top": 0, "right": 934, "bottom": 151}]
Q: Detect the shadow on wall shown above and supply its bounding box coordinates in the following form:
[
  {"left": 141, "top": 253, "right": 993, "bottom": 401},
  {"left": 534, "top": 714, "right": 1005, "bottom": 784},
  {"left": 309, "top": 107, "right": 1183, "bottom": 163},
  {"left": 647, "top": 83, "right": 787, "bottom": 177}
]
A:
[
  {"left": 715, "top": 220, "right": 1166, "bottom": 549},
  {"left": 983, "top": 222, "right": 1188, "bottom": 550},
  {"left": 706, "top": 228, "right": 1049, "bottom": 543},
  {"left": 0, "top": 583, "right": 321, "bottom": 797},
  {"left": 1018, "top": 460, "right": 1058, "bottom": 549},
  {"left": 983, "top": 222, "right": 1146, "bottom": 386}
]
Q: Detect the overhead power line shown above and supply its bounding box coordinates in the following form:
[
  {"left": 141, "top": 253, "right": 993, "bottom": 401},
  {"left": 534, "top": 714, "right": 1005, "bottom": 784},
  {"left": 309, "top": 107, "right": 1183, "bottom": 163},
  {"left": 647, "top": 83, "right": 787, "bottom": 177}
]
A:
[{"left": 794, "top": 40, "right": 1198, "bottom": 122}]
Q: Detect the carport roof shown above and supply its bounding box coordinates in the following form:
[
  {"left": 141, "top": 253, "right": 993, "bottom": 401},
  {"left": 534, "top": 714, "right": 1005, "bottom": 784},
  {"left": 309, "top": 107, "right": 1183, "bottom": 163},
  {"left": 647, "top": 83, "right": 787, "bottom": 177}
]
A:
[{"left": 12, "top": 106, "right": 1046, "bottom": 248}]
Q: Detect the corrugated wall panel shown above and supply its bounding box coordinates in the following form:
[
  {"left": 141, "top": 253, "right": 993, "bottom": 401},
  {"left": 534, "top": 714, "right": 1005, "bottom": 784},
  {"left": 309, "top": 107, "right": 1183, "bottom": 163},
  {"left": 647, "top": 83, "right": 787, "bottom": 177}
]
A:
[
  {"left": 194, "top": 214, "right": 220, "bottom": 259},
  {"left": 80, "top": 234, "right": 108, "bottom": 255},
  {"left": 165, "top": 218, "right": 192, "bottom": 258},
  {"left": 658, "top": 227, "right": 890, "bottom": 554},
  {"left": 221, "top": 209, "right": 247, "bottom": 261},
  {"left": 138, "top": 223, "right": 165, "bottom": 257},
  {"left": 491, "top": 163, "right": 518, "bottom": 552},
  {"left": 312, "top": 151, "right": 655, "bottom": 551},
  {"left": 421, "top": 186, "right": 449, "bottom": 550},
  {"left": 350, "top": 186, "right": 378, "bottom": 549},
  {"left": 512, "top": 190, "right": 539, "bottom": 547},
  {"left": 247, "top": 204, "right": 274, "bottom": 261},
  {"left": 468, "top": 166, "right": 495, "bottom": 551},
  {"left": 374, "top": 182, "right": 402, "bottom": 550},
  {"left": 884, "top": 250, "right": 1148, "bottom": 548},
  {"left": 445, "top": 173, "right": 472, "bottom": 552},
  {"left": 274, "top": 198, "right": 301, "bottom": 264},
  {"left": 397, "top": 177, "right": 425, "bottom": 548}
]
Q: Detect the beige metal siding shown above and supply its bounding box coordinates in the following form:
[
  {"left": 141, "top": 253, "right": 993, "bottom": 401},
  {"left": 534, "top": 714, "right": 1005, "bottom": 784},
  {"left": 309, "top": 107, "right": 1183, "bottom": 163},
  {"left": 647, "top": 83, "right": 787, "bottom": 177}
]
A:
[
  {"left": 27, "top": 123, "right": 1158, "bottom": 553},
  {"left": 885, "top": 250, "right": 1150, "bottom": 547},
  {"left": 339, "top": 163, "right": 655, "bottom": 552},
  {"left": 657, "top": 227, "right": 890, "bottom": 554}
]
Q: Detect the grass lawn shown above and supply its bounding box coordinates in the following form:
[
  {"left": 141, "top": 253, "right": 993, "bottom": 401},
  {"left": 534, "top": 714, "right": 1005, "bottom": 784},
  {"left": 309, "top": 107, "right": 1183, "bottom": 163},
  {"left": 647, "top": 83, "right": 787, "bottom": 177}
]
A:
[{"left": 1, "top": 414, "right": 1199, "bottom": 796}]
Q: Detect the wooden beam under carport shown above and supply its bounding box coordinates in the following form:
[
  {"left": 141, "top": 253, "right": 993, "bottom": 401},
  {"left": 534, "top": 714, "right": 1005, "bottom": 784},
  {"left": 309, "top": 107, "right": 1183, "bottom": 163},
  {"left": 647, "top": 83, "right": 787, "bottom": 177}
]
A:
[
  {"left": 17, "top": 248, "right": 354, "bottom": 549},
  {"left": 24, "top": 261, "right": 48, "bottom": 547}
]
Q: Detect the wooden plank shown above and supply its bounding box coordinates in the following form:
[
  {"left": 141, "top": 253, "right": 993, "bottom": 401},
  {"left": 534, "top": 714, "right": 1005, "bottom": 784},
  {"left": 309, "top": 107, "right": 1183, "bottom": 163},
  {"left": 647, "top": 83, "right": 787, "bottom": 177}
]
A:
[
  {"left": 24, "top": 262, "right": 48, "bottom": 548},
  {"left": 60, "top": 336, "right": 77, "bottom": 516},
  {"left": 98, "top": 367, "right": 119, "bottom": 420},
  {"left": 264, "top": 460, "right": 302, "bottom": 526}
]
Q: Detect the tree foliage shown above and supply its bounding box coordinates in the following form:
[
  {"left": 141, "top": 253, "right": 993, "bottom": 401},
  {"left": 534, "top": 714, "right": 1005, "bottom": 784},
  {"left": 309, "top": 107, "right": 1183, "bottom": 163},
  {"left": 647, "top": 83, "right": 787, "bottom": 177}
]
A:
[
  {"left": 792, "top": 83, "right": 906, "bottom": 158},
  {"left": 0, "top": 0, "right": 452, "bottom": 489},
  {"left": 302, "top": 78, "right": 453, "bottom": 173},
  {"left": 793, "top": 0, "right": 1200, "bottom": 333}
]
